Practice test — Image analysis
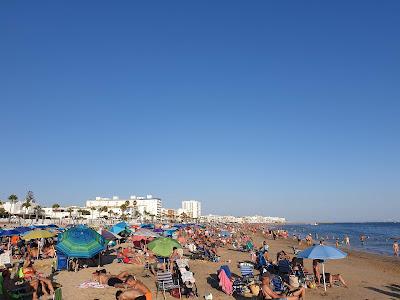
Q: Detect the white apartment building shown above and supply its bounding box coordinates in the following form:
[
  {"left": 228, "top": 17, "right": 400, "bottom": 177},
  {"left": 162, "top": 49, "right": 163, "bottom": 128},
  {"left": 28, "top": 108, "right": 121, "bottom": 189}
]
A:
[
  {"left": 3, "top": 201, "right": 38, "bottom": 215},
  {"left": 181, "top": 200, "right": 201, "bottom": 219},
  {"left": 86, "top": 195, "right": 162, "bottom": 218},
  {"left": 200, "top": 214, "right": 286, "bottom": 224}
]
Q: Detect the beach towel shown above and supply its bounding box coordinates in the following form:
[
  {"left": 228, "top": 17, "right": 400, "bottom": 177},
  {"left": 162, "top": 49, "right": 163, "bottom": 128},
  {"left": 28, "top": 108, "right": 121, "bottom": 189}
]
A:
[
  {"left": 78, "top": 281, "right": 106, "bottom": 289},
  {"left": 181, "top": 270, "right": 195, "bottom": 283},
  {"left": 176, "top": 259, "right": 189, "bottom": 269},
  {"left": 219, "top": 265, "right": 231, "bottom": 279},
  {"left": 218, "top": 269, "right": 233, "bottom": 295}
]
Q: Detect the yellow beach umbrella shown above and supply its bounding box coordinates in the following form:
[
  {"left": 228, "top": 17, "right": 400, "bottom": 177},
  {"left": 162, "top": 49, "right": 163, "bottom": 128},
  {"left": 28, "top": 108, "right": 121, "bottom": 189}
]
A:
[{"left": 22, "top": 229, "right": 55, "bottom": 240}]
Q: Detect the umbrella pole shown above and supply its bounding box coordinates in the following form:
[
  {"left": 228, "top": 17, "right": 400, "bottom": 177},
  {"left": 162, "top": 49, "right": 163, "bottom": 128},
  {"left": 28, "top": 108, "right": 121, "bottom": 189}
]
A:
[{"left": 322, "top": 262, "right": 326, "bottom": 292}]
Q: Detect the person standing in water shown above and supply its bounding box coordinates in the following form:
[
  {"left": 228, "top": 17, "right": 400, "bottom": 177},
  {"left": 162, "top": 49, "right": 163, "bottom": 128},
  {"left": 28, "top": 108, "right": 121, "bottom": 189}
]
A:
[
  {"left": 360, "top": 235, "right": 366, "bottom": 246},
  {"left": 393, "top": 240, "right": 399, "bottom": 257},
  {"left": 344, "top": 236, "right": 350, "bottom": 246}
]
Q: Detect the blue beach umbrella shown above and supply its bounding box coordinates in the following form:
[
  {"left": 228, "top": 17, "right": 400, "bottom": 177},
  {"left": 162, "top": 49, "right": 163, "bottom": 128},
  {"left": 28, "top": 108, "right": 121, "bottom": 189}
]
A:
[
  {"left": 14, "top": 227, "right": 32, "bottom": 234},
  {"left": 0, "top": 229, "right": 20, "bottom": 237},
  {"left": 110, "top": 222, "right": 129, "bottom": 234},
  {"left": 297, "top": 245, "right": 347, "bottom": 291},
  {"left": 56, "top": 225, "right": 105, "bottom": 258}
]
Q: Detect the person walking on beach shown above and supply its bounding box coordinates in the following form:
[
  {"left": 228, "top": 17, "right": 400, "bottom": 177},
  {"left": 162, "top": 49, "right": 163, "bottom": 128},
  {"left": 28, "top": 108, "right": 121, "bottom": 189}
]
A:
[{"left": 393, "top": 240, "right": 399, "bottom": 257}]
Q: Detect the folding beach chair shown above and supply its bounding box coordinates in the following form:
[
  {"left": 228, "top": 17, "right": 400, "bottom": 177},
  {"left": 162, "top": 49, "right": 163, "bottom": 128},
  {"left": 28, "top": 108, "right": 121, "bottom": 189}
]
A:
[
  {"left": 239, "top": 262, "right": 254, "bottom": 284},
  {"left": 56, "top": 253, "right": 69, "bottom": 271},
  {"left": 156, "top": 271, "right": 181, "bottom": 300},
  {"left": 271, "top": 275, "right": 289, "bottom": 294}
]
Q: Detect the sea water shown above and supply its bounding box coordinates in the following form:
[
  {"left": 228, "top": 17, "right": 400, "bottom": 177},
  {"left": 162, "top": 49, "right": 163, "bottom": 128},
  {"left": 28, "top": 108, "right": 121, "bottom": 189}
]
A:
[{"left": 280, "top": 222, "right": 400, "bottom": 256}]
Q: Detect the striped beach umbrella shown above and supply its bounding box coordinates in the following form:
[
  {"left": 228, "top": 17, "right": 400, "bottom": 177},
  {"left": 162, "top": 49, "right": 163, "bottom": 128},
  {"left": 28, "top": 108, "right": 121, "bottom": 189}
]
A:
[{"left": 56, "top": 225, "right": 105, "bottom": 258}]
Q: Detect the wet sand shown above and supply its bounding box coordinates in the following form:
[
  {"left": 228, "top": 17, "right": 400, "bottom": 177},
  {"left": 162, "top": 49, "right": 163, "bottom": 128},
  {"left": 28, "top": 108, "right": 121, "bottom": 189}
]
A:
[{"left": 35, "top": 231, "right": 400, "bottom": 300}]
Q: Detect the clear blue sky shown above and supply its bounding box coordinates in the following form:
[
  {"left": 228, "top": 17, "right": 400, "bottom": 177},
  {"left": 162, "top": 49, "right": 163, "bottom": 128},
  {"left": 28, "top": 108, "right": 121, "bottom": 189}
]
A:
[{"left": 1, "top": 1, "right": 399, "bottom": 222}]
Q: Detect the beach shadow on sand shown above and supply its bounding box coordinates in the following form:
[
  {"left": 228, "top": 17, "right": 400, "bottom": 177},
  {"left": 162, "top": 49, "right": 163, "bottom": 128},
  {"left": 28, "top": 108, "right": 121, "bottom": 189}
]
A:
[{"left": 365, "top": 284, "right": 400, "bottom": 299}]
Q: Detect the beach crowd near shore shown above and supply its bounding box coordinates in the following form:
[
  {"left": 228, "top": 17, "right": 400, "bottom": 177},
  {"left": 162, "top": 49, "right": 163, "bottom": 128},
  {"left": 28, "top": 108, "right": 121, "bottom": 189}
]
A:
[{"left": 0, "top": 222, "right": 399, "bottom": 300}]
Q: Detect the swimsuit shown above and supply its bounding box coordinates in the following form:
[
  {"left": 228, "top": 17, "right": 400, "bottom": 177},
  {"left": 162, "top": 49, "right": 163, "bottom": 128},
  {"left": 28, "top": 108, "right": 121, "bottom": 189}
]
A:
[{"left": 108, "top": 277, "right": 123, "bottom": 286}]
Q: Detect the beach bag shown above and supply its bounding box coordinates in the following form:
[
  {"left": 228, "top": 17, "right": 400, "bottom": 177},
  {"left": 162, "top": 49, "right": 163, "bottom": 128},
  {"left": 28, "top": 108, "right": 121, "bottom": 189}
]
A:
[
  {"left": 249, "top": 284, "right": 260, "bottom": 295},
  {"left": 289, "top": 275, "right": 299, "bottom": 288},
  {"left": 308, "top": 282, "right": 317, "bottom": 289}
]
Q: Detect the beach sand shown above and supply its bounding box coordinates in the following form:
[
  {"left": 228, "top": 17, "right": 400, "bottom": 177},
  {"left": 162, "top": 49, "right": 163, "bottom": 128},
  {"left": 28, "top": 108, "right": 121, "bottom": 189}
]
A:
[{"left": 36, "top": 231, "right": 400, "bottom": 300}]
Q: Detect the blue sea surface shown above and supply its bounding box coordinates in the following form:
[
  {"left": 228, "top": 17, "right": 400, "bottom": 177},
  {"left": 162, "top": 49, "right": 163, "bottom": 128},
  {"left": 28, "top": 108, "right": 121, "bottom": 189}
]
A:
[{"left": 280, "top": 222, "right": 400, "bottom": 256}]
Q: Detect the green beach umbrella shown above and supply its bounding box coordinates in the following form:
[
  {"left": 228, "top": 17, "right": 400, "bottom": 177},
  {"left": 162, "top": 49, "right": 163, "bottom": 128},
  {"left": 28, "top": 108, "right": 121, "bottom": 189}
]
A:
[
  {"left": 56, "top": 225, "right": 105, "bottom": 258},
  {"left": 147, "top": 237, "right": 182, "bottom": 257}
]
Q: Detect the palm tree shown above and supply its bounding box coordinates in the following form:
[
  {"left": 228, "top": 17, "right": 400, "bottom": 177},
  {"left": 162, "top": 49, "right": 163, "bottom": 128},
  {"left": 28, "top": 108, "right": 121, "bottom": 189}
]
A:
[
  {"left": 52, "top": 203, "right": 60, "bottom": 223},
  {"left": 67, "top": 207, "right": 73, "bottom": 224},
  {"left": 34, "top": 205, "right": 42, "bottom": 222},
  {"left": 22, "top": 191, "right": 34, "bottom": 221},
  {"left": 8, "top": 194, "right": 18, "bottom": 223},
  {"left": 90, "top": 207, "right": 96, "bottom": 223},
  {"left": 120, "top": 204, "right": 127, "bottom": 218},
  {"left": 143, "top": 210, "right": 151, "bottom": 223}
]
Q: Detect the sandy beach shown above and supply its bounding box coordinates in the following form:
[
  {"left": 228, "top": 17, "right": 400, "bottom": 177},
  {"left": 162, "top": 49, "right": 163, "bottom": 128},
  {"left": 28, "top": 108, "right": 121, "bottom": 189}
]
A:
[{"left": 31, "top": 230, "right": 400, "bottom": 300}]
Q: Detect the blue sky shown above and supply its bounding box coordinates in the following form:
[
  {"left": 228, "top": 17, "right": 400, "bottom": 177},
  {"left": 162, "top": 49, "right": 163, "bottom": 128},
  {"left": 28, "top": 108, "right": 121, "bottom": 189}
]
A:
[{"left": 1, "top": 1, "right": 399, "bottom": 222}]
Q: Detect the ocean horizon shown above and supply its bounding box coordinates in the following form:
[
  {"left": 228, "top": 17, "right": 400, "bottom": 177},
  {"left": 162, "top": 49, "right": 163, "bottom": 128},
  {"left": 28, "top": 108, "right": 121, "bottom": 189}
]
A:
[{"left": 277, "top": 222, "right": 400, "bottom": 256}]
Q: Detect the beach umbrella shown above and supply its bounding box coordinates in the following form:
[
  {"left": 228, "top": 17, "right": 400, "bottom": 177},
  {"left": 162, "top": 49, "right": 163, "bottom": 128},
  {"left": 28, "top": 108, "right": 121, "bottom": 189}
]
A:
[
  {"left": 101, "top": 229, "right": 121, "bottom": 240},
  {"left": 133, "top": 228, "right": 160, "bottom": 238},
  {"left": 0, "top": 229, "right": 20, "bottom": 237},
  {"left": 56, "top": 225, "right": 105, "bottom": 258},
  {"left": 147, "top": 237, "right": 182, "bottom": 257},
  {"left": 140, "top": 224, "right": 154, "bottom": 229},
  {"left": 297, "top": 245, "right": 347, "bottom": 291},
  {"left": 110, "top": 222, "right": 129, "bottom": 234},
  {"left": 14, "top": 227, "right": 32, "bottom": 234},
  {"left": 22, "top": 229, "right": 55, "bottom": 240}
]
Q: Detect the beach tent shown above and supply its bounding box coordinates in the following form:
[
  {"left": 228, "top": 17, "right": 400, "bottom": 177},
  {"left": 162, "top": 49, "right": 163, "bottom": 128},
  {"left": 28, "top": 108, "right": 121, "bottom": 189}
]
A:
[
  {"left": 147, "top": 237, "right": 182, "bottom": 257},
  {"left": 163, "top": 227, "right": 178, "bottom": 237},
  {"left": 110, "top": 222, "right": 129, "bottom": 234},
  {"left": 56, "top": 225, "right": 105, "bottom": 258},
  {"left": 297, "top": 245, "right": 347, "bottom": 291}
]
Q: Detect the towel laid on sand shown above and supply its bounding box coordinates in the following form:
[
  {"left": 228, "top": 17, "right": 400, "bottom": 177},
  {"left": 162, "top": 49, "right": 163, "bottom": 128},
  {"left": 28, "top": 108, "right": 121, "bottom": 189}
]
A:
[
  {"left": 218, "top": 269, "right": 233, "bottom": 295},
  {"left": 79, "top": 281, "right": 106, "bottom": 288}
]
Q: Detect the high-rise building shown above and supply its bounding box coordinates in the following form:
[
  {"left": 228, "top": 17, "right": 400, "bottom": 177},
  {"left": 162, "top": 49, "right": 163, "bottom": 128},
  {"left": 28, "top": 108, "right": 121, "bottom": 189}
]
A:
[{"left": 181, "top": 200, "right": 201, "bottom": 219}]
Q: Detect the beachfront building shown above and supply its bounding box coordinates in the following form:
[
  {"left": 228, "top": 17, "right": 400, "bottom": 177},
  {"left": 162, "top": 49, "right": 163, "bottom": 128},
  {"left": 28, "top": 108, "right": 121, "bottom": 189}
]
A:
[
  {"left": 3, "top": 201, "right": 39, "bottom": 216},
  {"left": 86, "top": 195, "right": 162, "bottom": 220},
  {"left": 200, "top": 214, "right": 286, "bottom": 224},
  {"left": 181, "top": 200, "right": 201, "bottom": 219}
]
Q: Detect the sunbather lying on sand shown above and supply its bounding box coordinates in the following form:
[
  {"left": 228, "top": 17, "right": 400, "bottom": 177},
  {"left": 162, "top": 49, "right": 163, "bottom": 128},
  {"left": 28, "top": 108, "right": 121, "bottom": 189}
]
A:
[
  {"left": 22, "top": 257, "right": 55, "bottom": 300},
  {"left": 116, "top": 289, "right": 146, "bottom": 300},
  {"left": 114, "top": 275, "right": 152, "bottom": 300},
  {"left": 92, "top": 269, "right": 131, "bottom": 287}
]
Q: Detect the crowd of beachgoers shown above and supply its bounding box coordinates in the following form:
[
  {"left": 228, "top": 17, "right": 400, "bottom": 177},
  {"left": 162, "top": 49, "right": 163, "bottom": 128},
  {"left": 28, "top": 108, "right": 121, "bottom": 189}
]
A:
[{"left": 1, "top": 221, "right": 396, "bottom": 300}]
